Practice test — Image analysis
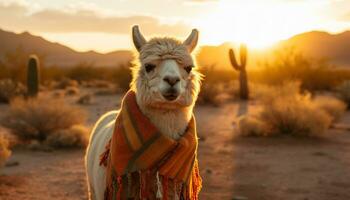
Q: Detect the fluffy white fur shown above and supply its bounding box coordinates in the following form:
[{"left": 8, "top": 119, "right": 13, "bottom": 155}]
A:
[{"left": 85, "top": 25, "right": 201, "bottom": 200}]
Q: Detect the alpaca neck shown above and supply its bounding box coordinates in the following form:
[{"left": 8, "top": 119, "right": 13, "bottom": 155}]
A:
[{"left": 137, "top": 102, "right": 193, "bottom": 140}]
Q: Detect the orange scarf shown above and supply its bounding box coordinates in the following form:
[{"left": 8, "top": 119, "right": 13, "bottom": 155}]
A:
[{"left": 100, "top": 91, "right": 201, "bottom": 200}]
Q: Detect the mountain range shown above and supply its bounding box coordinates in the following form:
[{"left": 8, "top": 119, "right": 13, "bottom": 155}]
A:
[
  {"left": 0, "top": 29, "right": 134, "bottom": 67},
  {"left": 197, "top": 31, "right": 350, "bottom": 69},
  {"left": 0, "top": 28, "right": 349, "bottom": 68}
]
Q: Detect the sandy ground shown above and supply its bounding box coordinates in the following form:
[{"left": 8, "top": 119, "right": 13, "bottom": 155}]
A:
[{"left": 1, "top": 93, "right": 350, "bottom": 200}]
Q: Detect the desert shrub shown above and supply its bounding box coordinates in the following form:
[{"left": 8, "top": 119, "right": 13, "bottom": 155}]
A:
[
  {"left": 0, "top": 79, "right": 26, "bottom": 103},
  {"left": 66, "top": 63, "right": 99, "bottom": 82},
  {"left": 237, "top": 115, "right": 267, "bottom": 136},
  {"left": 336, "top": 80, "right": 350, "bottom": 108},
  {"left": 259, "top": 94, "right": 331, "bottom": 137},
  {"left": 223, "top": 80, "right": 240, "bottom": 100},
  {"left": 238, "top": 82, "right": 333, "bottom": 137},
  {"left": 0, "top": 135, "right": 11, "bottom": 167},
  {"left": 252, "top": 47, "right": 350, "bottom": 91},
  {"left": 64, "top": 63, "right": 133, "bottom": 91},
  {"left": 45, "top": 125, "right": 89, "bottom": 148},
  {"left": 197, "top": 66, "right": 234, "bottom": 106},
  {"left": 313, "top": 95, "right": 346, "bottom": 121},
  {"left": 197, "top": 83, "right": 224, "bottom": 106},
  {"left": 1, "top": 97, "right": 86, "bottom": 143},
  {"left": 111, "top": 63, "right": 133, "bottom": 91}
]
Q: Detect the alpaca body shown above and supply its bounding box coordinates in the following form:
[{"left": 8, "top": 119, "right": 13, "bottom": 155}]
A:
[
  {"left": 85, "top": 25, "right": 201, "bottom": 200},
  {"left": 86, "top": 111, "right": 118, "bottom": 200},
  {"left": 86, "top": 106, "right": 193, "bottom": 199}
]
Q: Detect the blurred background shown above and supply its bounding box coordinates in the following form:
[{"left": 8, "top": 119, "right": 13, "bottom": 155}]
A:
[{"left": 0, "top": 0, "right": 350, "bottom": 199}]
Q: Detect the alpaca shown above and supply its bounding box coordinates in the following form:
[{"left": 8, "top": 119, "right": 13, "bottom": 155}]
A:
[{"left": 85, "top": 25, "right": 202, "bottom": 200}]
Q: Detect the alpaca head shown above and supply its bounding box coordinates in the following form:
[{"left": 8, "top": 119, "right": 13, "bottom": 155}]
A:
[{"left": 131, "top": 25, "right": 201, "bottom": 110}]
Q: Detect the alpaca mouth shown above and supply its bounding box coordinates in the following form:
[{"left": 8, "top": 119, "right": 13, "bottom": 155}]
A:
[{"left": 162, "top": 89, "right": 179, "bottom": 101}]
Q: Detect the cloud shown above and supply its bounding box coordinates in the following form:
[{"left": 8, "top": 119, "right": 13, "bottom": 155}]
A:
[
  {"left": 0, "top": 1, "right": 191, "bottom": 36},
  {"left": 338, "top": 13, "right": 350, "bottom": 22},
  {"left": 0, "top": 1, "right": 27, "bottom": 16}
]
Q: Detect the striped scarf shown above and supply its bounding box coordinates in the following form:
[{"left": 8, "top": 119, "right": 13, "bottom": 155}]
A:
[{"left": 100, "top": 90, "right": 202, "bottom": 200}]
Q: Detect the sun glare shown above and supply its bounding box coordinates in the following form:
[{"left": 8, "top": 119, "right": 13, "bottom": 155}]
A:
[{"left": 194, "top": 0, "right": 320, "bottom": 49}]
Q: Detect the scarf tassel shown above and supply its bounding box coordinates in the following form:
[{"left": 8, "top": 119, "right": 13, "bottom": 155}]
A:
[
  {"left": 139, "top": 170, "right": 150, "bottom": 200},
  {"left": 174, "top": 182, "right": 182, "bottom": 200},
  {"left": 107, "top": 175, "right": 123, "bottom": 200},
  {"left": 127, "top": 173, "right": 132, "bottom": 198},
  {"left": 163, "top": 176, "right": 169, "bottom": 200},
  {"left": 156, "top": 171, "right": 163, "bottom": 199},
  {"left": 116, "top": 176, "right": 123, "bottom": 200}
]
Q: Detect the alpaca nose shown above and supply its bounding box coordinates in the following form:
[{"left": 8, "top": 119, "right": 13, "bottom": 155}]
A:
[{"left": 163, "top": 76, "right": 180, "bottom": 87}]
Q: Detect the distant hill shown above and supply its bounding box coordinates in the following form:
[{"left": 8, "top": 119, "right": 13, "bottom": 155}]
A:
[
  {"left": 1, "top": 28, "right": 349, "bottom": 68},
  {"left": 0, "top": 29, "right": 134, "bottom": 67},
  {"left": 283, "top": 31, "right": 350, "bottom": 67},
  {"left": 197, "top": 31, "right": 350, "bottom": 69}
]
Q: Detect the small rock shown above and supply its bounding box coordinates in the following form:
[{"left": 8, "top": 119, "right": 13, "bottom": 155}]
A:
[
  {"left": 28, "top": 140, "right": 41, "bottom": 150},
  {"left": 206, "top": 169, "right": 212, "bottom": 174},
  {"left": 232, "top": 196, "right": 248, "bottom": 200},
  {"left": 39, "top": 145, "right": 54, "bottom": 152},
  {"left": 199, "top": 136, "right": 206, "bottom": 142},
  {"left": 5, "top": 161, "right": 19, "bottom": 167},
  {"left": 28, "top": 141, "right": 54, "bottom": 152},
  {"left": 312, "top": 152, "right": 327, "bottom": 156}
]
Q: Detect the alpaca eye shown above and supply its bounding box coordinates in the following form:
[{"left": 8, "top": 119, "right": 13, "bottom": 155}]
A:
[
  {"left": 144, "top": 63, "right": 156, "bottom": 73},
  {"left": 184, "top": 65, "right": 193, "bottom": 73}
]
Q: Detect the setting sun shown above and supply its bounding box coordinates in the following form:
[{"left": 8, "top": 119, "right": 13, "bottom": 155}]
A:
[{"left": 194, "top": 0, "right": 323, "bottom": 49}]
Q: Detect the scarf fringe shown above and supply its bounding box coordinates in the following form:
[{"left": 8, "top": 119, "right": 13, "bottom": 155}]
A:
[{"left": 104, "top": 170, "right": 201, "bottom": 200}]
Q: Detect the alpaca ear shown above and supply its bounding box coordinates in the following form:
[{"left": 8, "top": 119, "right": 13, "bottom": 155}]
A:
[
  {"left": 132, "top": 25, "right": 147, "bottom": 52},
  {"left": 183, "top": 29, "right": 199, "bottom": 53}
]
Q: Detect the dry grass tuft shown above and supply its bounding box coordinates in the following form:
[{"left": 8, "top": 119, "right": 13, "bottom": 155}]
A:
[
  {"left": 238, "top": 82, "right": 337, "bottom": 137},
  {"left": 237, "top": 115, "right": 267, "bottom": 136},
  {"left": 45, "top": 125, "right": 90, "bottom": 148},
  {"left": 1, "top": 97, "right": 87, "bottom": 144},
  {"left": 313, "top": 95, "right": 346, "bottom": 122},
  {"left": 0, "top": 134, "right": 11, "bottom": 167},
  {"left": 197, "top": 82, "right": 224, "bottom": 106},
  {"left": 0, "top": 79, "right": 26, "bottom": 103},
  {"left": 197, "top": 66, "right": 236, "bottom": 106}
]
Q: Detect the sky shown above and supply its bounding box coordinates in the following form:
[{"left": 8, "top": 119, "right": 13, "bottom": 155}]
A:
[{"left": 1, "top": 0, "right": 350, "bottom": 53}]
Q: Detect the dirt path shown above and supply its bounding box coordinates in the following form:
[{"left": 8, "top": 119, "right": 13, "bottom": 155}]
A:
[{"left": 1, "top": 100, "right": 350, "bottom": 200}]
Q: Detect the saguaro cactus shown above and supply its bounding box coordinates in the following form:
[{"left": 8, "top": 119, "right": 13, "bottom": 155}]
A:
[
  {"left": 229, "top": 44, "right": 249, "bottom": 100},
  {"left": 27, "top": 55, "right": 40, "bottom": 97}
]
